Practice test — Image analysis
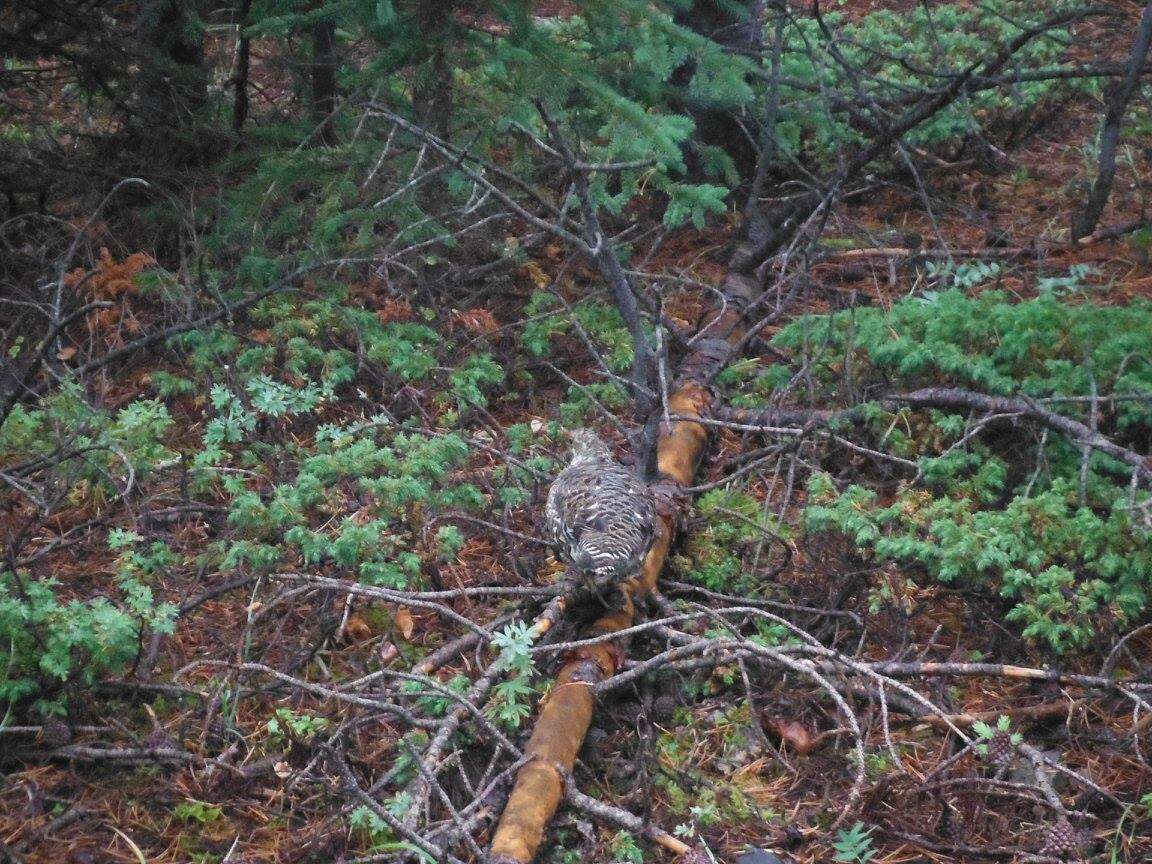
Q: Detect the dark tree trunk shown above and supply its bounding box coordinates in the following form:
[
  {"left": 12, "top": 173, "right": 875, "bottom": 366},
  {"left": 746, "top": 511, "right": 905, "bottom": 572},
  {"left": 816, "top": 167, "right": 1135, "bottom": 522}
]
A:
[
  {"left": 136, "top": 0, "right": 208, "bottom": 134},
  {"left": 414, "top": 0, "right": 455, "bottom": 139},
  {"left": 411, "top": 0, "right": 456, "bottom": 219},
  {"left": 311, "top": 17, "right": 338, "bottom": 146},
  {"left": 1071, "top": 0, "right": 1152, "bottom": 239},
  {"left": 671, "top": 0, "right": 762, "bottom": 182},
  {"left": 744, "top": 1, "right": 784, "bottom": 231},
  {"left": 232, "top": 0, "right": 252, "bottom": 132}
]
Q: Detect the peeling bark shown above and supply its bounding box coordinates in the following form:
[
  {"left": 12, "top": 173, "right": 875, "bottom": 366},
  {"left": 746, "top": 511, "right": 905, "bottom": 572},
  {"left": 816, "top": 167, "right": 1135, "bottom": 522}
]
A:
[{"left": 487, "top": 273, "right": 759, "bottom": 863}]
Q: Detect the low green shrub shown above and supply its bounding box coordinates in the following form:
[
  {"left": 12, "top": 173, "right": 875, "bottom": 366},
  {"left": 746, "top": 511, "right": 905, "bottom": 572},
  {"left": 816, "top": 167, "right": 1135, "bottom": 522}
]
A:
[{"left": 776, "top": 285, "right": 1152, "bottom": 652}]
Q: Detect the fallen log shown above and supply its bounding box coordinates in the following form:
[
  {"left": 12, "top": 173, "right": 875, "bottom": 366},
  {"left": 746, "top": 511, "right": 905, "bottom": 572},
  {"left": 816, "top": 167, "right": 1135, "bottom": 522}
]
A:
[{"left": 486, "top": 272, "right": 758, "bottom": 864}]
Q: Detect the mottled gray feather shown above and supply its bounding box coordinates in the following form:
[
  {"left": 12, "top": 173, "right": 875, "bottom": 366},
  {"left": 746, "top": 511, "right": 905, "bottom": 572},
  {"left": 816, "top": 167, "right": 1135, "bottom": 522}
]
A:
[{"left": 545, "top": 430, "right": 656, "bottom": 581}]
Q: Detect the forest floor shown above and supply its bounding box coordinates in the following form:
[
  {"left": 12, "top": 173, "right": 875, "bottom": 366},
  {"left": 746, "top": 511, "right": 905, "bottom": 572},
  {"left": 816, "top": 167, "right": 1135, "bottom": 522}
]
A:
[{"left": 2, "top": 3, "right": 1151, "bottom": 864}]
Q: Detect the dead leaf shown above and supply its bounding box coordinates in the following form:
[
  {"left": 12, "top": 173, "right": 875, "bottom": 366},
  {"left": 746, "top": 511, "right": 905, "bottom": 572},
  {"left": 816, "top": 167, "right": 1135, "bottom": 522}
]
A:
[
  {"left": 455, "top": 307, "right": 499, "bottom": 336},
  {"left": 56, "top": 346, "right": 77, "bottom": 361},
  {"left": 95, "top": 308, "right": 120, "bottom": 330},
  {"left": 376, "top": 298, "right": 413, "bottom": 323},
  {"left": 765, "top": 717, "right": 817, "bottom": 755},
  {"left": 522, "top": 260, "right": 550, "bottom": 289},
  {"left": 395, "top": 607, "right": 415, "bottom": 641},
  {"left": 344, "top": 615, "right": 372, "bottom": 643}
]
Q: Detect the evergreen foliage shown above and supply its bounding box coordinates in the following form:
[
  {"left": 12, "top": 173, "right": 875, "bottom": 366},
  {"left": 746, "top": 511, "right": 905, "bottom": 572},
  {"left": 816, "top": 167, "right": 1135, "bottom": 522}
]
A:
[
  {"left": 3, "top": 6, "right": 1151, "bottom": 859},
  {"left": 773, "top": 1, "right": 1080, "bottom": 165},
  {"left": 772, "top": 285, "right": 1152, "bottom": 651},
  {"left": 0, "top": 0, "right": 1131, "bottom": 712}
]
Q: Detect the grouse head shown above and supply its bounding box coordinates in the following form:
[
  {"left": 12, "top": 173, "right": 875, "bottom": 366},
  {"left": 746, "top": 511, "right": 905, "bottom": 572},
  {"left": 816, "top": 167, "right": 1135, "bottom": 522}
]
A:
[{"left": 567, "top": 428, "right": 614, "bottom": 463}]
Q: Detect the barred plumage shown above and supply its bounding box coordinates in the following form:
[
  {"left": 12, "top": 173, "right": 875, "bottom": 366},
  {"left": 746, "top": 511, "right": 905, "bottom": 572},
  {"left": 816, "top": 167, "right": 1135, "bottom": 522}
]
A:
[{"left": 545, "top": 429, "right": 656, "bottom": 584}]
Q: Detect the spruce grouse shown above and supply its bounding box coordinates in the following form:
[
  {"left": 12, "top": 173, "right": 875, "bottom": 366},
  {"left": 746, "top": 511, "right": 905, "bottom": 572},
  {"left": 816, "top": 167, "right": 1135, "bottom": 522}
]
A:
[{"left": 545, "top": 429, "right": 657, "bottom": 585}]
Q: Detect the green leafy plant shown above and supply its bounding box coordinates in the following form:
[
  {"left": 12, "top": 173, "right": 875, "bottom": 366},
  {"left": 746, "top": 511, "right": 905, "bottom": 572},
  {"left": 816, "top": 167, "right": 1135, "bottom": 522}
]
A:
[
  {"left": 522, "top": 292, "right": 636, "bottom": 373},
  {"left": 924, "top": 259, "right": 1002, "bottom": 291},
  {"left": 609, "top": 831, "right": 645, "bottom": 864},
  {"left": 399, "top": 675, "right": 471, "bottom": 719},
  {"left": 1037, "top": 263, "right": 1100, "bottom": 296},
  {"left": 487, "top": 621, "right": 538, "bottom": 729},
  {"left": 832, "top": 821, "right": 877, "bottom": 863},
  {"left": 677, "top": 488, "right": 785, "bottom": 593},
  {"left": 785, "top": 285, "right": 1152, "bottom": 651},
  {"left": 266, "top": 708, "right": 329, "bottom": 746},
  {"left": 173, "top": 799, "right": 224, "bottom": 824},
  {"left": 0, "top": 530, "right": 177, "bottom": 718},
  {"left": 972, "top": 714, "right": 1023, "bottom": 757},
  {"left": 348, "top": 792, "right": 435, "bottom": 862},
  {"left": 774, "top": 1, "right": 1080, "bottom": 168}
]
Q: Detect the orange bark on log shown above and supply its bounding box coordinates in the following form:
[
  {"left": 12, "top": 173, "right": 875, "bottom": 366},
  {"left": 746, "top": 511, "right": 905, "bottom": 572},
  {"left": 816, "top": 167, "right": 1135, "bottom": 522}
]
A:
[{"left": 487, "top": 274, "right": 756, "bottom": 863}]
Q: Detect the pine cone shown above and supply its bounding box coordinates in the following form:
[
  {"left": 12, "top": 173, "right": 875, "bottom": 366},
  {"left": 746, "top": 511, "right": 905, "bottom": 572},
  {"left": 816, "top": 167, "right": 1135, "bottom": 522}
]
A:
[
  {"left": 680, "top": 846, "right": 711, "bottom": 864},
  {"left": 1041, "top": 819, "right": 1079, "bottom": 856},
  {"left": 545, "top": 430, "right": 656, "bottom": 584},
  {"left": 936, "top": 803, "right": 965, "bottom": 843},
  {"left": 652, "top": 694, "right": 678, "bottom": 723},
  {"left": 984, "top": 730, "right": 1014, "bottom": 767},
  {"left": 41, "top": 717, "right": 72, "bottom": 748},
  {"left": 206, "top": 716, "right": 227, "bottom": 741}
]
